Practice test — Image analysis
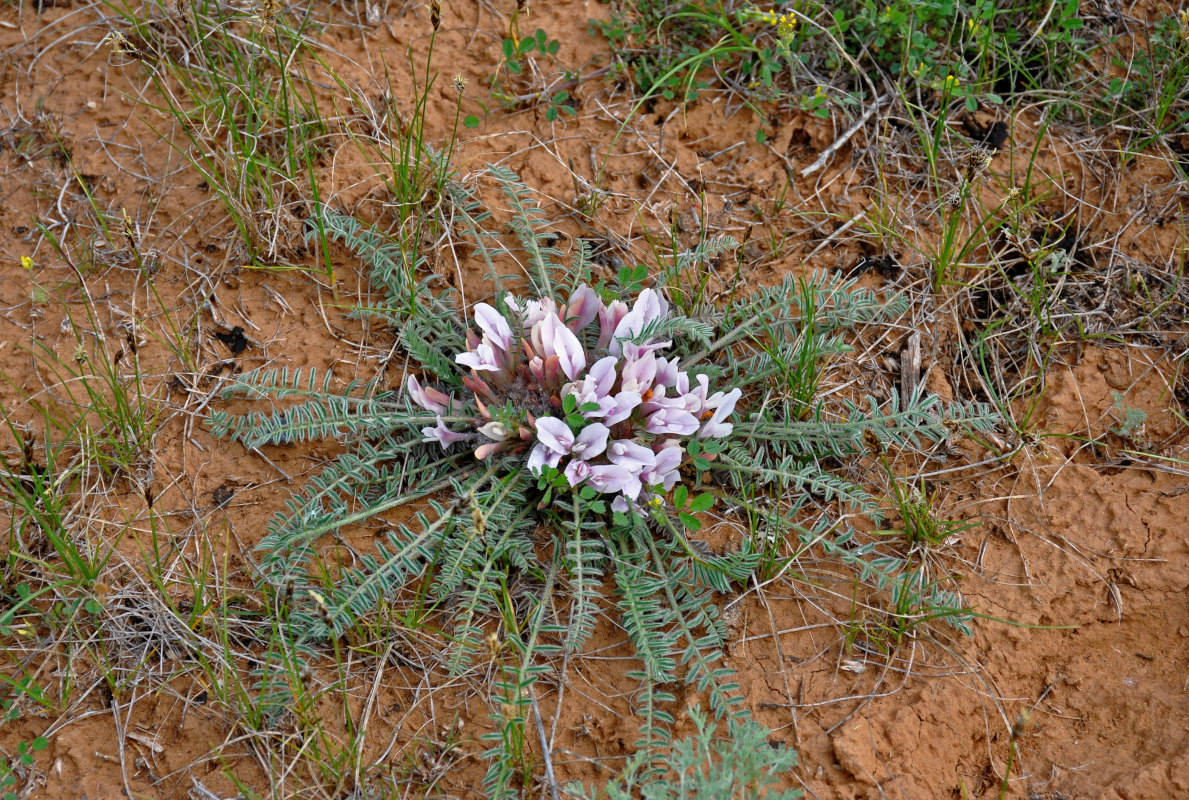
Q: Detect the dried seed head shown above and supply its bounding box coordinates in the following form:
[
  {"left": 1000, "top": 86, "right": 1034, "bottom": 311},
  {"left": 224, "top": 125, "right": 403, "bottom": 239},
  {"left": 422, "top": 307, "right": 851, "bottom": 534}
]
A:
[
  {"left": 970, "top": 145, "right": 993, "bottom": 173},
  {"left": 1010, "top": 710, "right": 1030, "bottom": 739},
  {"left": 862, "top": 428, "right": 884, "bottom": 455},
  {"left": 453, "top": 74, "right": 467, "bottom": 94},
  {"left": 428, "top": 0, "right": 440, "bottom": 30},
  {"left": 106, "top": 31, "right": 138, "bottom": 58},
  {"left": 485, "top": 631, "right": 501, "bottom": 659},
  {"left": 517, "top": 0, "right": 527, "bottom": 11},
  {"left": 253, "top": 0, "right": 284, "bottom": 32},
  {"left": 121, "top": 208, "right": 136, "bottom": 244},
  {"left": 308, "top": 589, "right": 336, "bottom": 631}
]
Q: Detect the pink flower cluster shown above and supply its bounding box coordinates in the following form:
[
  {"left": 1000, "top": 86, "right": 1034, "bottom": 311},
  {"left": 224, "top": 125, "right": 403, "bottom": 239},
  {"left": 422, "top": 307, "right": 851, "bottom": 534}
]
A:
[{"left": 406, "top": 288, "right": 741, "bottom": 512}]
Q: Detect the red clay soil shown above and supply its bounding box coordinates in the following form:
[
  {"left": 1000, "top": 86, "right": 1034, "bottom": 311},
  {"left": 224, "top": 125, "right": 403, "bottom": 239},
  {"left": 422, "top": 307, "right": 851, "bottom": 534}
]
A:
[{"left": 1, "top": 1, "right": 1186, "bottom": 798}]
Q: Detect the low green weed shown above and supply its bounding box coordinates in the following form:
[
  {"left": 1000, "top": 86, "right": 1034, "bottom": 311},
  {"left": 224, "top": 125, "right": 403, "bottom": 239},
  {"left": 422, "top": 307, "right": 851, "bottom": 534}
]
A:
[
  {"left": 1108, "top": 392, "right": 1147, "bottom": 441},
  {"left": 571, "top": 704, "right": 801, "bottom": 799},
  {"left": 592, "top": 0, "right": 1092, "bottom": 122},
  {"left": 11, "top": 241, "right": 161, "bottom": 484},
  {"left": 0, "top": 422, "right": 108, "bottom": 593},
  {"left": 495, "top": 28, "right": 579, "bottom": 121},
  {"left": 0, "top": 677, "right": 49, "bottom": 800},
  {"left": 1097, "top": 13, "right": 1189, "bottom": 145}
]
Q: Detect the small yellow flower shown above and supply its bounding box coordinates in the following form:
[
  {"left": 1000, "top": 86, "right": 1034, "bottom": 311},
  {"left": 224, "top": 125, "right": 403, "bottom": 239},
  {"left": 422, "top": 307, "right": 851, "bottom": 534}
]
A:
[
  {"left": 648, "top": 495, "right": 663, "bottom": 509},
  {"left": 776, "top": 13, "right": 797, "bottom": 40},
  {"left": 941, "top": 74, "right": 960, "bottom": 92},
  {"left": 21, "top": 256, "right": 33, "bottom": 271}
]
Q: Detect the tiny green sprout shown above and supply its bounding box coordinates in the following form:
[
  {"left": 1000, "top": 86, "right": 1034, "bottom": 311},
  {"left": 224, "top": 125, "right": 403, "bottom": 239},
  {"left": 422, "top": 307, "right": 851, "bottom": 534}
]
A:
[{"left": 1109, "top": 392, "right": 1146, "bottom": 440}]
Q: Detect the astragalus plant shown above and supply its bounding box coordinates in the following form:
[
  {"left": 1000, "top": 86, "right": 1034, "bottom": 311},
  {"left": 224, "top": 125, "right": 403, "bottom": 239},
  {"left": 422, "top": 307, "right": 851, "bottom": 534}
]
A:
[{"left": 209, "top": 167, "right": 997, "bottom": 797}]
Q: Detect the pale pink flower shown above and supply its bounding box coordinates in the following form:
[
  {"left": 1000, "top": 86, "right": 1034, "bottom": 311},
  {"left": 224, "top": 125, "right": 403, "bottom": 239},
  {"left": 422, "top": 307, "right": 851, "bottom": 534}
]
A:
[
  {"left": 564, "top": 356, "right": 620, "bottom": 419},
  {"left": 564, "top": 459, "right": 593, "bottom": 487},
  {"left": 473, "top": 303, "right": 513, "bottom": 352},
  {"left": 597, "top": 300, "right": 629, "bottom": 352},
  {"left": 534, "top": 312, "right": 587, "bottom": 380},
  {"left": 603, "top": 391, "right": 642, "bottom": 425},
  {"left": 618, "top": 347, "right": 658, "bottom": 395},
  {"left": 421, "top": 416, "right": 468, "bottom": 450},
  {"left": 606, "top": 439, "right": 656, "bottom": 473},
  {"left": 586, "top": 464, "right": 642, "bottom": 499},
  {"left": 645, "top": 406, "right": 700, "bottom": 436},
  {"left": 407, "top": 375, "right": 452, "bottom": 414},
  {"left": 527, "top": 417, "right": 609, "bottom": 474},
  {"left": 564, "top": 285, "right": 602, "bottom": 331},
  {"left": 508, "top": 296, "right": 557, "bottom": 332},
  {"left": 456, "top": 341, "right": 502, "bottom": 372},
  {"left": 641, "top": 444, "right": 683, "bottom": 490},
  {"left": 610, "top": 288, "right": 669, "bottom": 354},
  {"left": 698, "top": 387, "right": 743, "bottom": 438}
]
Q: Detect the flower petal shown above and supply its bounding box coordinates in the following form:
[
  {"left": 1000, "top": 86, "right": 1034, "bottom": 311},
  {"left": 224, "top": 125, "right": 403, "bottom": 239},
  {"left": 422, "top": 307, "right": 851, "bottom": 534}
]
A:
[
  {"left": 607, "top": 439, "right": 656, "bottom": 472},
  {"left": 564, "top": 459, "right": 593, "bottom": 486},
  {"left": 456, "top": 342, "right": 501, "bottom": 372},
  {"left": 645, "top": 407, "right": 700, "bottom": 436},
  {"left": 474, "top": 303, "right": 513, "bottom": 351},
  {"left": 421, "top": 416, "right": 468, "bottom": 450},
  {"left": 407, "top": 375, "right": 448, "bottom": 414},
  {"left": 565, "top": 285, "right": 601, "bottom": 331},
  {"left": 527, "top": 442, "right": 549, "bottom": 474},
  {"left": 603, "top": 390, "right": 642, "bottom": 425},
  {"left": 571, "top": 423, "right": 609, "bottom": 460},
  {"left": 698, "top": 387, "right": 743, "bottom": 438},
  {"left": 534, "top": 416, "right": 574, "bottom": 455}
]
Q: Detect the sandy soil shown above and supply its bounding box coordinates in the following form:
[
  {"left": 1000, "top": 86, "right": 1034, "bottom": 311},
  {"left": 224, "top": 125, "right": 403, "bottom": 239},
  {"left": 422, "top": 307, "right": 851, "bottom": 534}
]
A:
[{"left": 1, "top": 0, "right": 1186, "bottom": 798}]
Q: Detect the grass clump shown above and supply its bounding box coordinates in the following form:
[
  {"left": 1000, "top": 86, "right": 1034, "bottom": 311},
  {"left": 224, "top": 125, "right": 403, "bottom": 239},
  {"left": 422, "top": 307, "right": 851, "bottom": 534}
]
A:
[
  {"left": 1096, "top": 11, "right": 1189, "bottom": 142},
  {"left": 103, "top": 0, "right": 334, "bottom": 269}
]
